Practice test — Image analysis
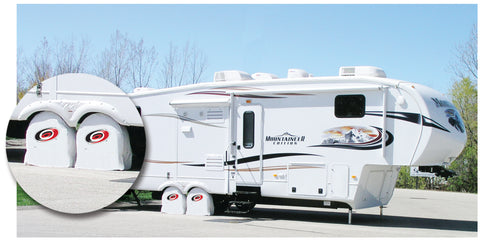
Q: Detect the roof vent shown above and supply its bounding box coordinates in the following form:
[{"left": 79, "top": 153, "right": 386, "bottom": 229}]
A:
[
  {"left": 287, "top": 69, "right": 310, "bottom": 79},
  {"left": 251, "top": 72, "right": 279, "bottom": 80},
  {"left": 339, "top": 66, "right": 386, "bottom": 78},
  {"left": 214, "top": 70, "right": 253, "bottom": 82}
]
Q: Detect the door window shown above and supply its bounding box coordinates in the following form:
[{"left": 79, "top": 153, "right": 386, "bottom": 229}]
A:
[{"left": 243, "top": 111, "right": 255, "bottom": 149}]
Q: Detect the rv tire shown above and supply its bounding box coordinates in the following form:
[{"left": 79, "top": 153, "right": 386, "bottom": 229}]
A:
[
  {"left": 152, "top": 191, "right": 163, "bottom": 200},
  {"left": 212, "top": 196, "right": 231, "bottom": 214}
]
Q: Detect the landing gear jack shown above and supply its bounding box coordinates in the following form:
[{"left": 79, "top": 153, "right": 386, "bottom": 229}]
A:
[{"left": 348, "top": 208, "right": 352, "bottom": 224}]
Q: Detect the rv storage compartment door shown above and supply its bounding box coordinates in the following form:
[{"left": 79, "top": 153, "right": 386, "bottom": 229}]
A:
[
  {"left": 328, "top": 164, "right": 349, "bottom": 198},
  {"left": 288, "top": 163, "right": 327, "bottom": 196}
]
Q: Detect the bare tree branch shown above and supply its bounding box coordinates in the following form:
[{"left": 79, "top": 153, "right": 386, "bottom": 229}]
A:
[
  {"left": 161, "top": 42, "right": 179, "bottom": 88},
  {"left": 189, "top": 44, "right": 207, "bottom": 84},
  {"left": 55, "top": 37, "right": 90, "bottom": 75},
  {"left": 96, "top": 30, "right": 131, "bottom": 90},
  {"left": 160, "top": 41, "right": 207, "bottom": 88},
  {"left": 449, "top": 24, "right": 477, "bottom": 81},
  {"left": 31, "top": 37, "right": 53, "bottom": 84},
  {"left": 16, "top": 47, "right": 29, "bottom": 101},
  {"left": 129, "top": 39, "right": 158, "bottom": 89}
]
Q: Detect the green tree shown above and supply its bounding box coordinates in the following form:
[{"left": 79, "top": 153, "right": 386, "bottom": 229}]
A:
[
  {"left": 395, "top": 166, "right": 428, "bottom": 189},
  {"left": 447, "top": 77, "right": 477, "bottom": 193}
]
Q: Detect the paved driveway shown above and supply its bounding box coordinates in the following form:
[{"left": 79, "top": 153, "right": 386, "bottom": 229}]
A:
[
  {"left": 10, "top": 163, "right": 139, "bottom": 214},
  {"left": 17, "top": 189, "right": 477, "bottom": 237}
]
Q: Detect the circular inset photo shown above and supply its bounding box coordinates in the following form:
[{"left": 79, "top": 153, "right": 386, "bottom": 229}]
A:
[{"left": 6, "top": 73, "right": 146, "bottom": 214}]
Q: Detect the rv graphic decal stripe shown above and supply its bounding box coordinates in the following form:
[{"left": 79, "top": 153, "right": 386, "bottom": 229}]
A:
[
  {"left": 212, "top": 86, "right": 264, "bottom": 91},
  {"left": 365, "top": 111, "right": 421, "bottom": 124},
  {"left": 272, "top": 93, "right": 311, "bottom": 96},
  {"left": 365, "top": 111, "right": 450, "bottom": 132},
  {"left": 236, "top": 165, "right": 320, "bottom": 172},
  {"left": 261, "top": 166, "right": 287, "bottom": 171},
  {"left": 181, "top": 153, "right": 321, "bottom": 168},
  {"left": 422, "top": 116, "right": 450, "bottom": 133},
  {"left": 143, "top": 113, "right": 225, "bottom": 128},
  {"left": 187, "top": 90, "right": 283, "bottom": 99},
  {"left": 183, "top": 163, "right": 205, "bottom": 167},
  {"left": 310, "top": 127, "right": 394, "bottom": 150},
  {"left": 226, "top": 153, "right": 321, "bottom": 166}
]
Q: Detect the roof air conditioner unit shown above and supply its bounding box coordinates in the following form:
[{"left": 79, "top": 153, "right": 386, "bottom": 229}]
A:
[
  {"left": 214, "top": 70, "right": 253, "bottom": 82},
  {"left": 287, "top": 69, "right": 309, "bottom": 79},
  {"left": 339, "top": 66, "right": 387, "bottom": 78}
]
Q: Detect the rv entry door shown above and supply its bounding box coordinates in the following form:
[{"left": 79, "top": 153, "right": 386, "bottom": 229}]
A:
[{"left": 236, "top": 105, "right": 264, "bottom": 186}]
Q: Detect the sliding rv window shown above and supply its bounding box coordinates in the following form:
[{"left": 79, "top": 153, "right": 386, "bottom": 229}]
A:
[
  {"left": 335, "top": 95, "right": 365, "bottom": 118},
  {"left": 243, "top": 111, "right": 255, "bottom": 149}
]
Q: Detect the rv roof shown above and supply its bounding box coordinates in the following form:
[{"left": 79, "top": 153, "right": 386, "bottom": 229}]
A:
[{"left": 129, "top": 75, "right": 404, "bottom": 98}]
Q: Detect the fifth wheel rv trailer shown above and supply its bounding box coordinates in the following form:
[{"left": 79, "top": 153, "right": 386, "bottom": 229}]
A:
[
  {"left": 8, "top": 66, "right": 466, "bottom": 222},
  {"left": 128, "top": 66, "right": 466, "bottom": 219}
]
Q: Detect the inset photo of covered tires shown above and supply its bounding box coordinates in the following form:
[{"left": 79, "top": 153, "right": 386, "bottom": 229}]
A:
[{"left": 6, "top": 73, "right": 146, "bottom": 214}]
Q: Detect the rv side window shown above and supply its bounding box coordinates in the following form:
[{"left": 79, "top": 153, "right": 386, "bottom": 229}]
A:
[
  {"left": 243, "top": 111, "right": 255, "bottom": 149},
  {"left": 335, "top": 95, "right": 365, "bottom": 118}
]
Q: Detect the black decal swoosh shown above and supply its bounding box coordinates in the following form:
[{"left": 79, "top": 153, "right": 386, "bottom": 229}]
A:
[
  {"left": 227, "top": 153, "right": 321, "bottom": 166},
  {"left": 422, "top": 116, "right": 450, "bottom": 133},
  {"left": 365, "top": 111, "right": 421, "bottom": 124},
  {"left": 182, "top": 153, "right": 322, "bottom": 167},
  {"left": 366, "top": 111, "right": 450, "bottom": 133},
  {"left": 183, "top": 163, "right": 205, "bottom": 167}
]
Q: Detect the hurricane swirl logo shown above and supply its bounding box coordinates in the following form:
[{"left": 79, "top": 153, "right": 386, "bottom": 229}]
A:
[
  {"left": 35, "top": 128, "right": 59, "bottom": 142},
  {"left": 86, "top": 130, "right": 109, "bottom": 144},
  {"left": 167, "top": 193, "right": 179, "bottom": 201},
  {"left": 191, "top": 194, "right": 203, "bottom": 202},
  {"left": 445, "top": 109, "right": 465, "bottom": 133}
]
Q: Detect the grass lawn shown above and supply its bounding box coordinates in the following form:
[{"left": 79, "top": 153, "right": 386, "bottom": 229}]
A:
[
  {"left": 17, "top": 184, "right": 39, "bottom": 206},
  {"left": 117, "top": 190, "right": 153, "bottom": 202}
]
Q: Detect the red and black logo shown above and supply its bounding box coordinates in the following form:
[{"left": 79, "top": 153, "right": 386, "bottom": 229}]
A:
[
  {"left": 167, "top": 193, "right": 179, "bottom": 201},
  {"left": 191, "top": 194, "right": 203, "bottom": 202},
  {"left": 35, "top": 128, "right": 59, "bottom": 142},
  {"left": 86, "top": 130, "right": 109, "bottom": 144}
]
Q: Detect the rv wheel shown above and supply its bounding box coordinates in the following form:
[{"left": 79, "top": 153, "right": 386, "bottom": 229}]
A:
[
  {"left": 24, "top": 111, "right": 76, "bottom": 167},
  {"left": 235, "top": 202, "right": 256, "bottom": 211},
  {"left": 213, "top": 198, "right": 231, "bottom": 214},
  {"left": 152, "top": 191, "right": 163, "bottom": 200}
]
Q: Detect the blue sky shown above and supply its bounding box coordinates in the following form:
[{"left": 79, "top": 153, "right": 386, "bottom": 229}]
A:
[{"left": 17, "top": 4, "right": 477, "bottom": 94}]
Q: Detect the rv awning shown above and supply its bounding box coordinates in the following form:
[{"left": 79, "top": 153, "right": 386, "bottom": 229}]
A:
[
  {"left": 226, "top": 85, "right": 384, "bottom": 95},
  {"left": 169, "top": 97, "right": 231, "bottom": 107}
]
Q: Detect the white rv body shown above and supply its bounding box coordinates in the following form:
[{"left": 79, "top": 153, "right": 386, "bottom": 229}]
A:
[
  {"left": 129, "top": 67, "right": 466, "bottom": 211},
  {"left": 9, "top": 67, "right": 466, "bottom": 214},
  {"left": 11, "top": 73, "right": 143, "bottom": 127}
]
